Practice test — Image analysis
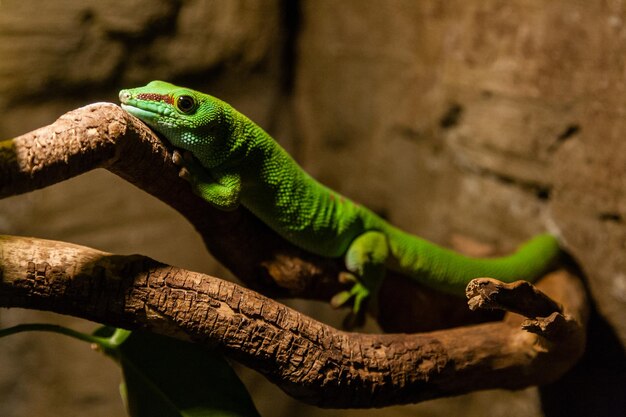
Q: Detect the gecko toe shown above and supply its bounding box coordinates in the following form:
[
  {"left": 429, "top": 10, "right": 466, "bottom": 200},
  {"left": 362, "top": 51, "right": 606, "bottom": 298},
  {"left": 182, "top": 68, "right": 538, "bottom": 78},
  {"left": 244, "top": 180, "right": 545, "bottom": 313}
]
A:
[
  {"left": 338, "top": 271, "right": 358, "bottom": 284},
  {"left": 172, "top": 150, "right": 184, "bottom": 166},
  {"left": 178, "top": 167, "right": 192, "bottom": 181},
  {"left": 330, "top": 290, "right": 353, "bottom": 309}
]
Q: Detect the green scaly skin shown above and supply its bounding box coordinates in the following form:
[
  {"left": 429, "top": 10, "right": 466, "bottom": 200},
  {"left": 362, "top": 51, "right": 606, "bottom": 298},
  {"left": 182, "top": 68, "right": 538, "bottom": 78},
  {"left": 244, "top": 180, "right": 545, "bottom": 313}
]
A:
[{"left": 119, "top": 81, "right": 561, "bottom": 318}]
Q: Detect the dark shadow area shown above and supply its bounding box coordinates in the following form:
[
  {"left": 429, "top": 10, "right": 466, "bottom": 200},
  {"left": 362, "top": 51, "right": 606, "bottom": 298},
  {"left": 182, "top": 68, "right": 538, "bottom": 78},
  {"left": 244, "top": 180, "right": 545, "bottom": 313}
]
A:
[
  {"left": 540, "top": 305, "right": 626, "bottom": 417},
  {"left": 279, "top": 0, "right": 301, "bottom": 95}
]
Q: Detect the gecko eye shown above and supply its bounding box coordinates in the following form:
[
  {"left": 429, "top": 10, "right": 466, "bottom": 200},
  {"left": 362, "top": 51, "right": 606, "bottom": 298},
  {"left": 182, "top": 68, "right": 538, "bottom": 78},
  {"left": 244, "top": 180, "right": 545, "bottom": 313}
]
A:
[{"left": 176, "top": 95, "right": 196, "bottom": 113}]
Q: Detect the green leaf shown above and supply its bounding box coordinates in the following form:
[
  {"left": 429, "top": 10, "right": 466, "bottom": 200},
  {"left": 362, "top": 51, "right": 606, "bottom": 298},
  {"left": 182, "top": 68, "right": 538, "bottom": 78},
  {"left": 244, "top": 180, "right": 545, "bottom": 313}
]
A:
[
  {"left": 118, "top": 331, "right": 261, "bottom": 417},
  {"left": 1, "top": 324, "right": 258, "bottom": 416},
  {"left": 92, "top": 326, "right": 132, "bottom": 359}
]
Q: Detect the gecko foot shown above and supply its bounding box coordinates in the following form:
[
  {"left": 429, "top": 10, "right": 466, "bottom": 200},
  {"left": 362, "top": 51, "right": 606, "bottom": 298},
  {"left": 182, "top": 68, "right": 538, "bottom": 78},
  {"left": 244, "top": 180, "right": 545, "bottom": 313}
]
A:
[
  {"left": 172, "top": 149, "right": 209, "bottom": 185},
  {"left": 330, "top": 272, "right": 371, "bottom": 329},
  {"left": 172, "top": 150, "right": 195, "bottom": 182},
  {"left": 172, "top": 149, "right": 184, "bottom": 166}
]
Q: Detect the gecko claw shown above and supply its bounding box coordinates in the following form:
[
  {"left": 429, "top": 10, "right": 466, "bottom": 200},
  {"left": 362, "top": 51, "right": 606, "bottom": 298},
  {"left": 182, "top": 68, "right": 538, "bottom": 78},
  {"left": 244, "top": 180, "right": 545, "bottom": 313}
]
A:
[
  {"left": 338, "top": 271, "right": 358, "bottom": 284},
  {"left": 330, "top": 290, "right": 353, "bottom": 309},
  {"left": 173, "top": 150, "right": 199, "bottom": 183},
  {"left": 172, "top": 150, "right": 184, "bottom": 166},
  {"left": 330, "top": 280, "right": 371, "bottom": 328},
  {"left": 173, "top": 149, "right": 195, "bottom": 164},
  {"left": 178, "top": 167, "right": 191, "bottom": 181},
  {"left": 331, "top": 292, "right": 367, "bottom": 330}
]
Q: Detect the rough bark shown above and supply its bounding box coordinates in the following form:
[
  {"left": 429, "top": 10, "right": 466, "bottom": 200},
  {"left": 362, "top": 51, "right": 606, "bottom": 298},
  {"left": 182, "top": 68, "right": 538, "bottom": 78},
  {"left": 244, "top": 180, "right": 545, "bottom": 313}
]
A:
[
  {"left": 0, "top": 103, "right": 497, "bottom": 333},
  {"left": 1, "top": 103, "right": 337, "bottom": 299},
  {"left": 295, "top": 0, "right": 626, "bottom": 350},
  {"left": 0, "top": 105, "right": 589, "bottom": 407},
  {"left": 0, "top": 235, "right": 587, "bottom": 408}
]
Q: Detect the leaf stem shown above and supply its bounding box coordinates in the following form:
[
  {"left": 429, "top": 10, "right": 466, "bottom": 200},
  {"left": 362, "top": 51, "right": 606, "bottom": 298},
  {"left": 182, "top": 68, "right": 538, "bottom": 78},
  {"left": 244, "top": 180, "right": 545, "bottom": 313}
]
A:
[{"left": 0, "top": 323, "right": 115, "bottom": 349}]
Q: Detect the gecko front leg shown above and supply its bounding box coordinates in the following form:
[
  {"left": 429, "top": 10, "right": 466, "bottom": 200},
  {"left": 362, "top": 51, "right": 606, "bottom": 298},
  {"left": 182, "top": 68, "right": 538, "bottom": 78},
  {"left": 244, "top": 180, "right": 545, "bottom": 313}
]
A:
[{"left": 173, "top": 150, "right": 242, "bottom": 211}]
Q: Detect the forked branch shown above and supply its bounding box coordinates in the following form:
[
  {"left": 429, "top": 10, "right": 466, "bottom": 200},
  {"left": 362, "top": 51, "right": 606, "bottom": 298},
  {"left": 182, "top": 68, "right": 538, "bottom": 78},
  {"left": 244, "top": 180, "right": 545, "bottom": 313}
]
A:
[
  {"left": 0, "top": 104, "right": 588, "bottom": 407},
  {"left": 0, "top": 235, "right": 586, "bottom": 408}
]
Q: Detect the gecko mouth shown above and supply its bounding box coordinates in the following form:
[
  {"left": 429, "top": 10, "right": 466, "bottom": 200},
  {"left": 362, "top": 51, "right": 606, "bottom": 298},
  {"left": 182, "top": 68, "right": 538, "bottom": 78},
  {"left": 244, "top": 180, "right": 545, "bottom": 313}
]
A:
[
  {"left": 120, "top": 103, "right": 159, "bottom": 122},
  {"left": 119, "top": 90, "right": 175, "bottom": 120}
]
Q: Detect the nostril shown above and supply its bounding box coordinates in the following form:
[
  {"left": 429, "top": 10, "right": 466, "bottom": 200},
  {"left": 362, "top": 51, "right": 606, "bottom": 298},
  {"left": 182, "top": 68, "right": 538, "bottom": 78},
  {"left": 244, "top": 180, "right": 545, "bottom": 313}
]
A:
[{"left": 119, "top": 90, "right": 131, "bottom": 103}]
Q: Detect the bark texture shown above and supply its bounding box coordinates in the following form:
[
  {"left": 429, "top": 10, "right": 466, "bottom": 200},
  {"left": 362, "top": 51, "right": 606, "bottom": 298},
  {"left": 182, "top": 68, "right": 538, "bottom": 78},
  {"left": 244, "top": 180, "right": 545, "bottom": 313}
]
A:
[
  {"left": 294, "top": 0, "right": 626, "bottom": 349},
  {"left": 0, "top": 235, "right": 587, "bottom": 408},
  {"left": 0, "top": 103, "right": 492, "bottom": 332},
  {"left": 1, "top": 1, "right": 624, "bottom": 416}
]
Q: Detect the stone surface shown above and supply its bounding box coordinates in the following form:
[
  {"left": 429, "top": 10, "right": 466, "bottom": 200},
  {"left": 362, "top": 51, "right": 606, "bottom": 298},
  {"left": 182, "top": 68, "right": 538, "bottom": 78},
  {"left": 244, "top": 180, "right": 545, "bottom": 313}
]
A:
[
  {"left": 296, "top": 0, "right": 625, "bottom": 345},
  {"left": 0, "top": 1, "right": 284, "bottom": 417},
  {"left": 0, "top": 0, "right": 624, "bottom": 416}
]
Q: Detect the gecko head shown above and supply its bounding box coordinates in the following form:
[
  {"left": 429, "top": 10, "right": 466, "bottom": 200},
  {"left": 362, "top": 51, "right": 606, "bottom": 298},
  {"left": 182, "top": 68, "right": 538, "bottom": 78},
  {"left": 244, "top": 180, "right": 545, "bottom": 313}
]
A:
[{"left": 119, "top": 80, "right": 228, "bottom": 151}]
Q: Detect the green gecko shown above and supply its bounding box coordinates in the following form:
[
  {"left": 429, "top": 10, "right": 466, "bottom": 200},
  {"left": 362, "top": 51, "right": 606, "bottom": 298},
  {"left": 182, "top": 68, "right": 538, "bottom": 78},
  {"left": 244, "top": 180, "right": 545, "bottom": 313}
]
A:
[{"left": 119, "top": 80, "right": 560, "bottom": 320}]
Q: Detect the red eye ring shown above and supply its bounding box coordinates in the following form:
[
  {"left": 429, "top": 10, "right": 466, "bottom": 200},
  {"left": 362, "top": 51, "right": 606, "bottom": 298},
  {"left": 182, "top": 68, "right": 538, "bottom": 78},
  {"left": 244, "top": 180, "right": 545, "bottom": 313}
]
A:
[{"left": 176, "top": 95, "right": 196, "bottom": 113}]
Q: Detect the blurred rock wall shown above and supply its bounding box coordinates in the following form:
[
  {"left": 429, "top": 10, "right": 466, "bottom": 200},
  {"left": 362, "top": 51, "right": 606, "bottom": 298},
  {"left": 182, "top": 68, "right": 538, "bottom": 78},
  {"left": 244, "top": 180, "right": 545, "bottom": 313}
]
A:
[{"left": 0, "top": 1, "right": 624, "bottom": 416}]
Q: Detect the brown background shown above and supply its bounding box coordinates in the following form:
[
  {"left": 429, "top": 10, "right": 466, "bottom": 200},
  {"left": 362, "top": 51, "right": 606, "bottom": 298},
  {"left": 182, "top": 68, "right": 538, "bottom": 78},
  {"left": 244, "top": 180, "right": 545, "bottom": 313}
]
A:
[{"left": 0, "top": 1, "right": 624, "bottom": 416}]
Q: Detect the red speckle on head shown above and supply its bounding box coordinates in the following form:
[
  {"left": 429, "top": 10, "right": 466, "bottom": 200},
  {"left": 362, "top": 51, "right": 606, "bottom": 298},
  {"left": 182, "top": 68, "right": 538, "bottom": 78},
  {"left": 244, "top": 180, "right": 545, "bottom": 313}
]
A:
[{"left": 137, "top": 93, "right": 174, "bottom": 105}]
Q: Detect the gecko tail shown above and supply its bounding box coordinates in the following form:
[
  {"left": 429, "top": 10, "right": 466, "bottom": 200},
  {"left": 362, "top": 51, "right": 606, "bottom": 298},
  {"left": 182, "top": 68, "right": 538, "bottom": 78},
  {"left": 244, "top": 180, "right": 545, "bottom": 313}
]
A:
[
  {"left": 504, "top": 233, "right": 562, "bottom": 279},
  {"left": 452, "top": 232, "right": 562, "bottom": 294},
  {"left": 396, "top": 232, "right": 562, "bottom": 297}
]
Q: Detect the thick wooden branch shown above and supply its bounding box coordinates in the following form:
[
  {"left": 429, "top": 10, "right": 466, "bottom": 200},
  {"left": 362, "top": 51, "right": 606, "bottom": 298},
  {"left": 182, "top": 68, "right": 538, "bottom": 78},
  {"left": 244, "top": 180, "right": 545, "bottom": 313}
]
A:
[
  {"left": 0, "top": 105, "right": 589, "bottom": 406},
  {"left": 0, "top": 235, "right": 587, "bottom": 408},
  {"left": 0, "top": 103, "right": 495, "bottom": 332},
  {"left": 1, "top": 103, "right": 330, "bottom": 298}
]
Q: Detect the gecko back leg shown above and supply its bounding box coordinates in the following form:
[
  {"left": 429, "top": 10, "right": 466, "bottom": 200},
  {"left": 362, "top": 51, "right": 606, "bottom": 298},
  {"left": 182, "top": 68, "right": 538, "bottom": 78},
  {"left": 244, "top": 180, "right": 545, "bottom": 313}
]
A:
[{"left": 331, "top": 231, "right": 389, "bottom": 325}]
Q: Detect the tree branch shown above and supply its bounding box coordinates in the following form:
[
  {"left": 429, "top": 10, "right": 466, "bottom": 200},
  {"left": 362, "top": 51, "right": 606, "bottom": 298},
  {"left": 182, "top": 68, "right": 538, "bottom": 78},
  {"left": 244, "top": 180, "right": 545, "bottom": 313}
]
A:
[
  {"left": 0, "top": 104, "right": 589, "bottom": 407},
  {"left": 0, "top": 103, "right": 496, "bottom": 332},
  {"left": 0, "top": 235, "right": 587, "bottom": 408}
]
